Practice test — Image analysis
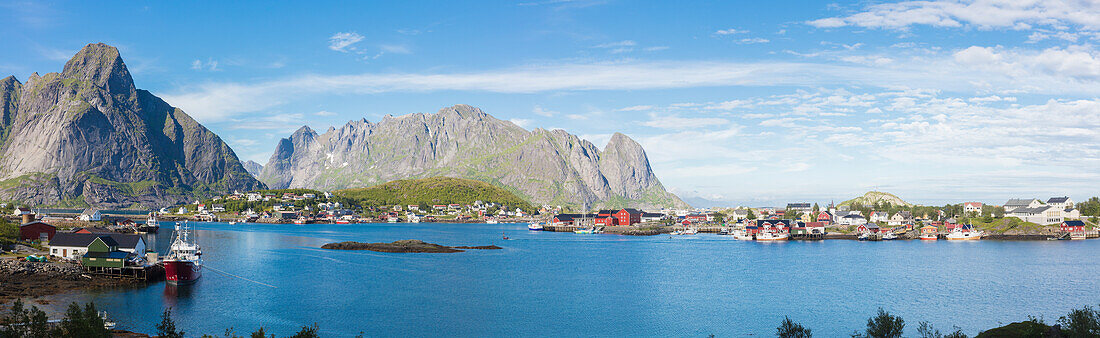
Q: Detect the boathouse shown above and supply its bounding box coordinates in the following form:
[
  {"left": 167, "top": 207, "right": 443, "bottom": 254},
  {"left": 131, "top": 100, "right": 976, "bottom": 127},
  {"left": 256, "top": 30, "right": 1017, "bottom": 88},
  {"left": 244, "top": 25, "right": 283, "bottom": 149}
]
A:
[
  {"left": 48, "top": 233, "right": 147, "bottom": 260},
  {"left": 81, "top": 236, "right": 129, "bottom": 268},
  {"left": 856, "top": 223, "right": 881, "bottom": 234},
  {"left": 19, "top": 221, "right": 56, "bottom": 242},
  {"left": 1061, "top": 220, "right": 1086, "bottom": 233}
]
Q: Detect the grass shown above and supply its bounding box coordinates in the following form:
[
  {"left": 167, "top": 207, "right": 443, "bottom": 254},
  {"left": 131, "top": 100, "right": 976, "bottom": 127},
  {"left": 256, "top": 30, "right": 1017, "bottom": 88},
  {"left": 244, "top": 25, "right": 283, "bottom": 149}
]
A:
[{"left": 336, "top": 176, "right": 535, "bottom": 211}]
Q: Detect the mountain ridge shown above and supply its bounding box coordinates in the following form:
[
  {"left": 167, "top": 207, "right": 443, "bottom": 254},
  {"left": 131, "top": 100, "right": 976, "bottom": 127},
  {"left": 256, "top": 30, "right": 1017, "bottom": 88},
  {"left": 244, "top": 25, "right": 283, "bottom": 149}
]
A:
[
  {"left": 0, "top": 43, "right": 265, "bottom": 208},
  {"left": 259, "top": 105, "right": 687, "bottom": 209},
  {"left": 839, "top": 191, "right": 912, "bottom": 207}
]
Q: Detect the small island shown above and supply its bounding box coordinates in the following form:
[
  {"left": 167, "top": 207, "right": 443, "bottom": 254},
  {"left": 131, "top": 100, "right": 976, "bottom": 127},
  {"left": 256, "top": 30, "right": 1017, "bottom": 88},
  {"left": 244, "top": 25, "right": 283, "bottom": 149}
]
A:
[{"left": 321, "top": 240, "right": 502, "bottom": 253}]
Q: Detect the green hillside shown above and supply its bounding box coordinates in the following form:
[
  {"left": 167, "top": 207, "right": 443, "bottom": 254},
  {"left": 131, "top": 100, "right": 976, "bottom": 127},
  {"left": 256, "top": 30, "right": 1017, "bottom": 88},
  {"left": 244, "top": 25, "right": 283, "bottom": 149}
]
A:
[{"left": 335, "top": 177, "right": 535, "bottom": 211}]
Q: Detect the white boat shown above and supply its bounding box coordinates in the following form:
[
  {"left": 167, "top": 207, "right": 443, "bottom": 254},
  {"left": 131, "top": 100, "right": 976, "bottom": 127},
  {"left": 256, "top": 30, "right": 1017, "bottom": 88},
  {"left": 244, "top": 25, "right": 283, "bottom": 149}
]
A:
[
  {"left": 882, "top": 232, "right": 899, "bottom": 240},
  {"left": 732, "top": 229, "right": 754, "bottom": 240},
  {"left": 163, "top": 222, "right": 203, "bottom": 285},
  {"left": 755, "top": 232, "right": 789, "bottom": 241},
  {"left": 408, "top": 214, "right": 421, "bottom": 223},
  {"left": 574, "top": 228, "right": 595, "bottom": 234},
  {"left": 528, "top": 223, "right": 544, "bottom": 231},
  {"left": 945, "top": 224, "right": 982, "bottom": 240},
  {"left": 486, "top": 219, "right": 499, "bottom": 224},
  {"left": 387, "top": 216, "right": 399, "bottom": 223},
  {"left": 683, "top": 228, "right": 699, "bottom": 235}
]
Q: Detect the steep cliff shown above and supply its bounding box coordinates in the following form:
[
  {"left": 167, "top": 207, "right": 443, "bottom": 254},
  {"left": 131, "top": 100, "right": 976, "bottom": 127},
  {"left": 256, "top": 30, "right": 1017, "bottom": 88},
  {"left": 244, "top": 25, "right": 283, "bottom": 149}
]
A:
[{"left": 0, "top": 43, "right": 265, "bottom": 208}]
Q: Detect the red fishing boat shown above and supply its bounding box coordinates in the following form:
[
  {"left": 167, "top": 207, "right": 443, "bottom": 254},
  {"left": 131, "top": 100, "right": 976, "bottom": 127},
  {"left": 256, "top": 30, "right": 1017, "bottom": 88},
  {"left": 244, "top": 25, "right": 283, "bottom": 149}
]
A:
[{"left": 163, "top": 222, "right": 202, "bottom": 285}]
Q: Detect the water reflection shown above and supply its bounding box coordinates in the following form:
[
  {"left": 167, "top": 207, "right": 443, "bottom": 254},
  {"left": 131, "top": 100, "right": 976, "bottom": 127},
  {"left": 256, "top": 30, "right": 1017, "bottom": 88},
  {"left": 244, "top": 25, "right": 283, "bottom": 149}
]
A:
[{"left": 162, "top": 283, "right": 198, "bottom": 306}]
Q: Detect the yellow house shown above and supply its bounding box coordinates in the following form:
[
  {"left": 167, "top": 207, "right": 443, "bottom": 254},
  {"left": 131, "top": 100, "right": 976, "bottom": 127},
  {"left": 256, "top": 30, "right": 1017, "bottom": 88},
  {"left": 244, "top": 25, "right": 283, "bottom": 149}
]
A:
[{"left": 800, "top": 213, "right": 813, "bottom": 223}]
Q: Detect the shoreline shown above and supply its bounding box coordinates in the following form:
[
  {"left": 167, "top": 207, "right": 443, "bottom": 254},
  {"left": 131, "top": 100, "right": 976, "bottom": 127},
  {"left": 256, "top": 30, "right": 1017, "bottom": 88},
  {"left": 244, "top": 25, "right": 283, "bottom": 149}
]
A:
[{"left": 0, "top": 259, "right": 159, "bottom": 307}]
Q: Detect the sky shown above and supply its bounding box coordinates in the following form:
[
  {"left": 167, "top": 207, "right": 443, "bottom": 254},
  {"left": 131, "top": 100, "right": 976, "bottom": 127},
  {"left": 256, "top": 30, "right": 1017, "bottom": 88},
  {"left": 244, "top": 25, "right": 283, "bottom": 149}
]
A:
[{"left": 1, "top": 0, "right": 1099, "bottom": 207}]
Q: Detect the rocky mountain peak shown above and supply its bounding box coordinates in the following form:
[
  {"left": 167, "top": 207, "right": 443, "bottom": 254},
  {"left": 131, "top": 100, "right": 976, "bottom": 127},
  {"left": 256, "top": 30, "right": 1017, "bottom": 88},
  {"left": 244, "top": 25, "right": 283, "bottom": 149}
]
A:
[
  {"left": 292, "top": 125, "right": 317, "bottom": 139},
  {"left": 438, "top": 104, "right": 487, "bottom": 120},
  {"left": 61, "top": 43, "right": 135, "bottom": 95}
]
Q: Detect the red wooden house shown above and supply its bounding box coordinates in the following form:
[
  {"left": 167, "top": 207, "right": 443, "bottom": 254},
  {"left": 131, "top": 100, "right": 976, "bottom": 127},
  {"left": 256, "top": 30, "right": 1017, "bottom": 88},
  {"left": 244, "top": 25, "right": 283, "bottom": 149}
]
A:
[
  {"left": 1061, "top": 220, "right": 1086, "bottom": 233},
  {"left": 19, "top": 221, "right": 56, "bottom": 242},
  {"left": 816, "top": 211, "right": 832, "bottom": 225}
]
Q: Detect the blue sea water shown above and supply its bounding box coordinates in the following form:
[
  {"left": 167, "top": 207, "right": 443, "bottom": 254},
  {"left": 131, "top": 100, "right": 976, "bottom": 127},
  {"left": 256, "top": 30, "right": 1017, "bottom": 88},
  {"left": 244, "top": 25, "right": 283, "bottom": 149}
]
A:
[{"left": 42, "top": 222, "right": 1100, "bottom": 337}]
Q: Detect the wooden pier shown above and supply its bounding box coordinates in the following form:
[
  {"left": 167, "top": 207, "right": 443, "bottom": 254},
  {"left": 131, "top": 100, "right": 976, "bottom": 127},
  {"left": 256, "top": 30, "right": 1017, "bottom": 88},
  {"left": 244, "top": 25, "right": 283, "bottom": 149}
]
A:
[{"left": 83, "top": 264, "right": 164, "bottom": 281}]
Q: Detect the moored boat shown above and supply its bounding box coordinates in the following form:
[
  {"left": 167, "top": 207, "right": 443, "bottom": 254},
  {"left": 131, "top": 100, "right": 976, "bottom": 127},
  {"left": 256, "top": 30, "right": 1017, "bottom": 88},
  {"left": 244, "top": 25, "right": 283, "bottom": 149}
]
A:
[
  {"left": 528, "top": 223, "right": 544, "bottom": 231},
  {"left": 294, "top": 217, "right": 307, "bottom": 225},
  {"left": 163, "top": 222, "right": 203, "bottom": 285},
  {"left": 919, "top": 225, "right": 938, "bottom": 240},
  {"left": 882, "top": 232, "right": 899, "bottom": 240},
  {"left": 945, "top": 224, "right": 982, "bottom": 240},
  {"left": 139, "top": 213, "right": 161, "bottom": 233}
]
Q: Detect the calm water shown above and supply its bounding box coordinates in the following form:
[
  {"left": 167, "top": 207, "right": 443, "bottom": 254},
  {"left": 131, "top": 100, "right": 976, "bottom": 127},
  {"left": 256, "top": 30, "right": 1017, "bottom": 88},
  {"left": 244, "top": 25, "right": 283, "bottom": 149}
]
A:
[{"left": 42, "top": 222, "right": 1100, "bottom": 337}]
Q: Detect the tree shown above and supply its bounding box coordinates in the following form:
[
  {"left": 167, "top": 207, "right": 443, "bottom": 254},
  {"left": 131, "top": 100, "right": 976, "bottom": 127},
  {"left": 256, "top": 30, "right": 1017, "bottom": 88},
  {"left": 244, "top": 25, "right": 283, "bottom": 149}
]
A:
[
  {"left": 747, "top": 209, "right": 757, "bottom": 220},
  {"left": 157, "top": 308, "right": 185, "bottom": 338},
  {"left": 1059, "top": 305, "right": 1100, "bottom": 337},
  {"left": 0, "top": 299, "right": 57, "bottom": 338},
  {"left": 289, "top": 324, "right": 320, "bottom": 338},
  {"left": 917, "top": 321, "right": 967, "bottom": 338},
  {"left": 776, "top": 316, "right": 813, "bottom": 338},
  {"left": 853, "top": 308, "right": 905, "bottom": 338},
  {"left": 58, "top": 302, "right": 109, "bottom": 338}
]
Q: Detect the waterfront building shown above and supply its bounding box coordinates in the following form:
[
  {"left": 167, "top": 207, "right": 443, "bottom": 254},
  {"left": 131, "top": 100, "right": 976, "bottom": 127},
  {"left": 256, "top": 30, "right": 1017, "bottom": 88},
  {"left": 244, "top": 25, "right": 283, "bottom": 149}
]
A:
[
  {"left": 81, "top": 236, "right": 129, "bottom": 269},
  {"left": 856, "top": 223, "right": 881, "bottom": 234},
  {"left": 816, "top": 210, "right": 832, "bottom": 225},
  {"left": 786, "top": 203, "right": 812, "bottom": 213},
  {"left": 869, "top": 211, "right": 889, "bottom": 223},
  {"left": 49, "top": 233, "right": 146, "bottom": 260},
  {"left": 748, "top": 219, "right": 791, "bottom": 235},
  {"left": 1061, "top": 220, "right": 1086, "bottom": 233},
  {"left": 837, "top": 213, "right": 867, "bottom": 226}
]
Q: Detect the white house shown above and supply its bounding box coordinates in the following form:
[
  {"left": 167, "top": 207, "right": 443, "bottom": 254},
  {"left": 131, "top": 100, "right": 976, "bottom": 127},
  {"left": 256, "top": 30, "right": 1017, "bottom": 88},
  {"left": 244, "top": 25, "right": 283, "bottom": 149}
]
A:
[
  {"left": 247, "top": 192, "right": 262, "bottom": 202},
  {"left": 1008, "top": 205, "right": 1064, "bottom": 225},
  {"left": 12, "top": 207, "right": 32, "bottom": 216},
  {"left": 1047, "top": 197, "right": 1074, "bottom": 210},
  {"left": 48, "top": 233, "right": 147, "bottom": 260},
  {"left": 1003, "top": 199, "right": 1041, "bottom": 213},
  {"left": 838, "top": 214, "right": 867, "bottom": 226},
  {"left": 77, "top": 209, "right": 101, "bottom": 221},
  {"left": 963, "top": 202, "right": 983, "bottom": 214},
  {"left": 177, "top": 206, "right": 189, "bottom": 214},
  {"left": 870, "top": 211, "right": 889, "bottom": 223},
  {"left": 888, "top": 211, "right": 913, "bottom": 226}
]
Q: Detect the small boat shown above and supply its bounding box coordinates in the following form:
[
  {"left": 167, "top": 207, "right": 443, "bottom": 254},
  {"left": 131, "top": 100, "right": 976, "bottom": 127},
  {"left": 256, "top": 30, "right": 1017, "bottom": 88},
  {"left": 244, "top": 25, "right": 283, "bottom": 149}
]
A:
[
  {"left": 882, "top": 232, "right": 899, "bottom": 240},
  {"left": 732, "top": 230, "right": 754, "bottom": 240},
  {"left": 163, "top": 222, "right": 202, "bottom": 285},
  {"left": 945, "top": 224, "right": 982, "bottom": 240},
  {"left": 228, "top": 221, "right": 237, "bottom": 225},
  {"left": 486, "top": 219, "right": 499, "bottom": 224},
  {"left": 100, "top": 311, "right": 116, "bottom": 330},
  {"left": 755, "top": 232, "right": 789, "bottom": 241},
  {"left": 335, "top": 219, "right": 351, "bottom": 224},
  {"left": 387, "top": 216, "right": 399, "bottom": 223},
  {"left": 293, "top": 218, "right": 307, "bottom": 225},
  {"left": 574, "top": 228, "right": 595, "bottom": 234},
  {"left": 718, "top": 228, "right": 730, "bottom": 235},
  {"left": 139, "top": 213, "right": 161, "bottom": 233},
  {"left": 528, "top": 223, "right": 544, "bottom": 231},
  {"left": 858, "top": 233, "right": 870, "bottom": 241},
  {"left": 502, "top": 233, "right": 510, "bottom": 240}
]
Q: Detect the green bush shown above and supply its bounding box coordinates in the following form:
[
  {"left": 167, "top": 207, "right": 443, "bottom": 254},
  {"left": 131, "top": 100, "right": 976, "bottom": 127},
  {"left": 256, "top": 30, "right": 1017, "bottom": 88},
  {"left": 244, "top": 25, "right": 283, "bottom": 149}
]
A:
[{"left": 777, "top": 316, "right": 812, "bottom": 338}]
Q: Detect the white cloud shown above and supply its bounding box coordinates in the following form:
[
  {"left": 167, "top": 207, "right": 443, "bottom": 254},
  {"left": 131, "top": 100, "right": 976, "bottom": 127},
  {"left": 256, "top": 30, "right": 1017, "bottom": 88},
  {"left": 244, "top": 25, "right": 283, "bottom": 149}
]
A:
[
  {"left": 329, "top": 32, "right": 364, "bottom": 52},
  {"left": 642, "top": 113, "right": 729, "bottom": 130},
  {"left": 510, "top": 118, "right": 534, "bottom": 129},
  {"left": 379, "top": 45, "right": 412, "bottom": 54},
  {"left": 783, "top": 162, "right": 811, "bottom": 173},
  {"left": 565, "top": 114, "right": 588, "bottom": 120},
  {"left": 618, "top": 105, "right": 653, "bottom": 112},
  {"left": 532, "top": 106, "right": 558, "bottom": 117},
  {"left": 738, "top": 38, "right": 770, "bottom": 44},
  {"left": 714, "top": 28, "right": 748, "bottom": 35},
  {"left": 593, "top": 40, "right": 636, "bottom": 49},
  {"left": 807, "top": 0, "right": 1100, "bottom": 31},
  {"left": 191, "top": 59, "right": 219, "bottom": 71},
  {"left": 315, "top": 110, "right": 337, "bottom": 116}
]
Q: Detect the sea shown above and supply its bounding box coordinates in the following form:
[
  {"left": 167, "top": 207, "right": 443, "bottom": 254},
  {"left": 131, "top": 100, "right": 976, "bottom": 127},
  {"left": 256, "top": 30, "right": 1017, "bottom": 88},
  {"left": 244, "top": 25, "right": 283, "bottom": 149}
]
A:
[{"left": 38, "top": 222, "right": 1100, "bottom": 337}]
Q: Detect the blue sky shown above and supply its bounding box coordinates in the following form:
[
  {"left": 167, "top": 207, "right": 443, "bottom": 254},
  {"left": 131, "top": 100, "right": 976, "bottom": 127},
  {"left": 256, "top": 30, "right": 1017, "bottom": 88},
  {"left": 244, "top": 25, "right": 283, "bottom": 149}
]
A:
[{"left": 2, "top": 0, "right": 1100, "bottom": 206}]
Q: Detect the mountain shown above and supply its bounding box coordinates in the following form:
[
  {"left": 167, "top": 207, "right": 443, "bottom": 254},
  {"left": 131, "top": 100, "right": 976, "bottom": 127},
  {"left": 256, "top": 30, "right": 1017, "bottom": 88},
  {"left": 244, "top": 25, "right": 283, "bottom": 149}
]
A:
[
  {"left": 335, "top": 177, "right": 534, "bottom": 211},
  {"left": 0, "top": 43, "right": 265, "bottom": 208},
  {"left": 243, "top": 160, "right": 264, "bottom": 177},
  {"left": 259, "top": 105, "right": 687, "bottom": 209},
  {"left": 839, "top": 191, "right": 912, "bottom": 208}
]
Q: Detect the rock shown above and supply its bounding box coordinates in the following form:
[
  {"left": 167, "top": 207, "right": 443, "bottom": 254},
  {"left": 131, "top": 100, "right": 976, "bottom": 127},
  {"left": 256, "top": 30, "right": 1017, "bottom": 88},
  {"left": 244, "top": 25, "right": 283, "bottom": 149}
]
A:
[
  {"left": 242, "top": 160, "right": 264, "bottom": 178},
  {"left": 320, "top": 240, "right": 500, "bottom": 253},
  {"left": 259, "top": 104, "right": 688, "bottom": 209},
  {"left": 0, "top": 43, "right": 265, "bottom": 208}
]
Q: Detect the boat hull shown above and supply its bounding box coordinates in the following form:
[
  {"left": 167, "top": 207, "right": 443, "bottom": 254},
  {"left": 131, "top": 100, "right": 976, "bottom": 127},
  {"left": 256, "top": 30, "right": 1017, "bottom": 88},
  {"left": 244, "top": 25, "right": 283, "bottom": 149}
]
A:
[
  {"left": 920, "top": 236, "right": 937, "bottom": 241},
  {"left": 163, "top": 260, "right": 202, "bottom": 285},
  {"left": 945, "top": 235, "right": 981, "bottom": 240}
]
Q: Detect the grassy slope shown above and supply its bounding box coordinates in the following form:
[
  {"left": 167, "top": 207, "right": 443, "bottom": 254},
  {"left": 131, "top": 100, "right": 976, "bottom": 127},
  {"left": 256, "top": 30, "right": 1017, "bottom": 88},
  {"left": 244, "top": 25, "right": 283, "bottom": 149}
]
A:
[{"left": 335, "top": 177, "right": 535, "bottom": 211}]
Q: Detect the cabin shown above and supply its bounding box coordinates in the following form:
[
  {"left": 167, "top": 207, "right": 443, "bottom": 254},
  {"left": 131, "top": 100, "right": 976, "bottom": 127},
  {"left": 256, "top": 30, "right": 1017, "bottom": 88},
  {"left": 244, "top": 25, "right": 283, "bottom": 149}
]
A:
[
  {"left": 685, "top": 214, "right": 708, "bottom": 224},
  {"left": 81, "top": 236, "right": 130, "bottom": 268},
  {"left": 1061, "top": 220, "right": 1087, "bottom": 233},
  {"left": 48, "top": 233, "right": 147, "bottom": 260},
  {"left": 856, "top": 223, "right": 881, "bottom": 234},
  {"left": 920, "top": 225, "right": 938, "bottom": 236},
  {"left": 12, "top": 207, "right": 32, "bottom": 216},
  {"left": 19, "top": 221, "right": 56, "bottom": 242},
  {"left": 838, "top": 214, "right": 867, "bottom": 226}
]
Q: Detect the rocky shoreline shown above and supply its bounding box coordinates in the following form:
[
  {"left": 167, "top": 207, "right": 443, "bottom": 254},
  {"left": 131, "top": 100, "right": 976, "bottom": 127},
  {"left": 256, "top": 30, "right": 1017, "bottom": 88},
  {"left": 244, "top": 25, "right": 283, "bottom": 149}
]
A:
[
  {"left": 0, "top": 259, "right": 150, "bottom": 305},
  {"left": 321, "top": 240, "right": 502, "bottom": 253}
]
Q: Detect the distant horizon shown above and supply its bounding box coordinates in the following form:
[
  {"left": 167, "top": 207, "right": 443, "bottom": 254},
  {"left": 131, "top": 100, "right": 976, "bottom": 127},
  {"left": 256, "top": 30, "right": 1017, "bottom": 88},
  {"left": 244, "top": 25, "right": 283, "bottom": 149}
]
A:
[{"left": 3, "top": 1, "right": 1098, "bottom": 203}]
